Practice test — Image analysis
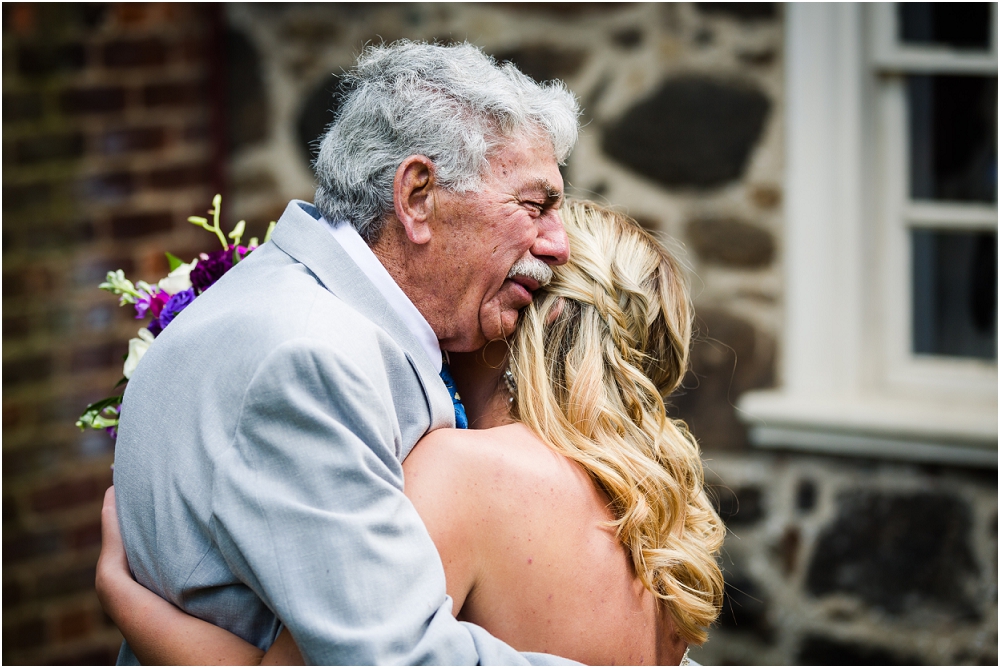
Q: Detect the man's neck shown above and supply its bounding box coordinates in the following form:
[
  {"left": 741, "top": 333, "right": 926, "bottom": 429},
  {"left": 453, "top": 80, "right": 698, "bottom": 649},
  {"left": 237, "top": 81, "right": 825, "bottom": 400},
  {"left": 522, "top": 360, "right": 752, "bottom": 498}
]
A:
[
  {"left": 369, "top": 231, "right": 406, "bottom": 294},
  {"left": 370, "top": 221, "right": 451, "bottom": 346},
  {"left": 328, "top": 219, "right": 441, "bottom": 370}
]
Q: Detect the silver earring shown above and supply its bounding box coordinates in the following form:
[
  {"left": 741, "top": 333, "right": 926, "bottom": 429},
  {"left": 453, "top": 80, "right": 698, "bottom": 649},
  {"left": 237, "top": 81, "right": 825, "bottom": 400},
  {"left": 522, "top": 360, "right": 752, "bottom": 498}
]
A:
[{"left": 503, "top": 368, "right": 516, "bottom": 404}]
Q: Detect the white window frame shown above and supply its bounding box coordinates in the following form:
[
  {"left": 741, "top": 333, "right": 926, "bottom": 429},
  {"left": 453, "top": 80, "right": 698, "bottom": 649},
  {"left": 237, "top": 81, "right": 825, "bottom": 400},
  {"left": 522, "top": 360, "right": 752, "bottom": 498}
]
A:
[{"left": 738, "top": 3, "right": 998, "bottom": 467}]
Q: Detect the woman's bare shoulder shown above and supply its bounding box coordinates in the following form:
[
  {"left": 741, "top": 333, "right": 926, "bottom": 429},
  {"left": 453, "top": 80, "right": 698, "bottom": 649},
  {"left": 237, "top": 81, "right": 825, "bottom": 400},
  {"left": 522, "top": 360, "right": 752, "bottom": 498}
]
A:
[
  {"left": 403, "top": 427, "right": 490, "bottom": 484},
  {"left": 402, "top": 427, "right": 514, "bottom": 506},
  {"left": 404, "top": 423, "right": 585, "bottom": 501},
  {"left": 478, "top": 424, "right": 585, "bottom": 490}
]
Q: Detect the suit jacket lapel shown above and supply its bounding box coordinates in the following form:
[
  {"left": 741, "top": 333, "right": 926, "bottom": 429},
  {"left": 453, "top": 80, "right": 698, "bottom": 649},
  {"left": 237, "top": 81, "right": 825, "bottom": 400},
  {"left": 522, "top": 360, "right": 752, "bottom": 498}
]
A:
[{"left": 268, "top": 200, "right": 454, "bottom": 434}]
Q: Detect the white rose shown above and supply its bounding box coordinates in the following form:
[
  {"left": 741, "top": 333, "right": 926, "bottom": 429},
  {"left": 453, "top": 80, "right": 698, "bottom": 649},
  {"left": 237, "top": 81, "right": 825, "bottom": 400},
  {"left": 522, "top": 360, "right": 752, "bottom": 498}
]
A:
[
  {"left": 158, "top": 260, "right": 198, "bottom": 295},
  {"left": 123, "top": 328, "right": 155, "bottom": 379}
]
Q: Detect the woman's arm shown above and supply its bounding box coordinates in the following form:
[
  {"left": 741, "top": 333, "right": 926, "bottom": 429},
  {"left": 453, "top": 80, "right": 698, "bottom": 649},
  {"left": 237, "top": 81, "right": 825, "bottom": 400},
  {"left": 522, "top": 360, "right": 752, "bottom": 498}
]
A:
[
  {"left": 96, "top": 428, "right": 484, "bottom": 666},
  {"left": 96, "top": 486, "right": 303, "bottom": 665}
]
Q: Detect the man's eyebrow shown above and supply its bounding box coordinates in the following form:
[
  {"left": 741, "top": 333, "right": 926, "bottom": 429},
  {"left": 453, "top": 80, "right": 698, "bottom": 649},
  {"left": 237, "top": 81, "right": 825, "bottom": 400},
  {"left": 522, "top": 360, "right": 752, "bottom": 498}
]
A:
[{"left": 527, "top": 179, "right": 563, "bottom": 204}]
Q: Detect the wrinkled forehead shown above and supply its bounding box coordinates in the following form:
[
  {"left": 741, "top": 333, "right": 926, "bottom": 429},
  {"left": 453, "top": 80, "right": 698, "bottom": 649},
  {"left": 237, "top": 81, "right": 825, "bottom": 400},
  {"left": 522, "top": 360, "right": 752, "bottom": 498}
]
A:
[{"left": 482, "top": 131, "right": 563, "bottom": 194}]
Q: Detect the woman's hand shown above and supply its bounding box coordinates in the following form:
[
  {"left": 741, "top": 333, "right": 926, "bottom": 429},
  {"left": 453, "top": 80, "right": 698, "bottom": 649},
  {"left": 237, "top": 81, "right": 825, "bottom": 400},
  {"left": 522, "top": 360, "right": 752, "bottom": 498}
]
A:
[
  {"left": 95, "top": 486, "right": 285, "bottom": 664},
  {"left": 95, "top": 486, "right": 132, "bottom": 615}
]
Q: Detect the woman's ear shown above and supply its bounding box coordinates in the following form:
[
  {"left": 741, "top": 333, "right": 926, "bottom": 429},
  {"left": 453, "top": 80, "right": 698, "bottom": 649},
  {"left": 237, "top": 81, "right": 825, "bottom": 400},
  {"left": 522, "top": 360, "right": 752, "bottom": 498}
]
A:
[{"left": 393, "top": 155, "right": 437, "bottom": 245}]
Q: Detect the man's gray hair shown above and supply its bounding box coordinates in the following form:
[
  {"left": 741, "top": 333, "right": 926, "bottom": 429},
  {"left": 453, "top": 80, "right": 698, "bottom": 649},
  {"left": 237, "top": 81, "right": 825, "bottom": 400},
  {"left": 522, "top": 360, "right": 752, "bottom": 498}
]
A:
[{"left": 313, "top": 41, "right": 581, "bottom": 242}]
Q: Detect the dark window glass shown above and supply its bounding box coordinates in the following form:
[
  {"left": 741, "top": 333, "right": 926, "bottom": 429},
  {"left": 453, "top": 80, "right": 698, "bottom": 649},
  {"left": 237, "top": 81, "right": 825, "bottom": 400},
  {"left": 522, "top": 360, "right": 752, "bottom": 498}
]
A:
[
  {"left": 912, "top": 229, "right": 997, "bottom": 359},
  {"left": 908, "top": 75, "right": 998, "bottom": 203},
  {"left": 899, "top": 3, "right": 991, "bottom": 49}
]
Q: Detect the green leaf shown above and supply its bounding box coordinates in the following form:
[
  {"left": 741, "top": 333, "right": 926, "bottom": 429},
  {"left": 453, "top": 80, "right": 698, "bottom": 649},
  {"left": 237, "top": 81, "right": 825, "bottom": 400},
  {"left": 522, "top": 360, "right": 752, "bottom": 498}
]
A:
[
  {"left": 77, "top": 395, "right": 124, "bottom": 430},
  {"left": 165, "top": 252, "right": 184, "bottom": 271},
  {"left": 114, "top": 376, "right": 129, "bottom": 389},
  {"left": 81, "top": 395, "right": 123, "bottom": 414}
]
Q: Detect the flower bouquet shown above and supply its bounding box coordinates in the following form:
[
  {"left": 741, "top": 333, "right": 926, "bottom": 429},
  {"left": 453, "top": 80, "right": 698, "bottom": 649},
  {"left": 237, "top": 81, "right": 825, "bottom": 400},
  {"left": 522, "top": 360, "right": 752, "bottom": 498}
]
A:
[{"left": 76, "top": 195, "right": 274, "bottom": 438}]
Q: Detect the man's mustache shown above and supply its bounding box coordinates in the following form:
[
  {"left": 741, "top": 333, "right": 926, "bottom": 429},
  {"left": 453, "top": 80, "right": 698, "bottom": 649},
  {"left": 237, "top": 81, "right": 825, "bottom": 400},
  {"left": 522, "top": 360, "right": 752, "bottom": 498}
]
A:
[{"left": 507, "top": 257, "right": 553, "bottom": 287}]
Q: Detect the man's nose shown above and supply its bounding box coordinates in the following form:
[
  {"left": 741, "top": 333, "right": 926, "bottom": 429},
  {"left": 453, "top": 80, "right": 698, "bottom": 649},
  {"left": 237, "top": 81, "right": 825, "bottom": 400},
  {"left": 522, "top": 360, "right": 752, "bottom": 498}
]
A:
[{"left": 531, "top": 210, "right": 570, "bottom": 266}]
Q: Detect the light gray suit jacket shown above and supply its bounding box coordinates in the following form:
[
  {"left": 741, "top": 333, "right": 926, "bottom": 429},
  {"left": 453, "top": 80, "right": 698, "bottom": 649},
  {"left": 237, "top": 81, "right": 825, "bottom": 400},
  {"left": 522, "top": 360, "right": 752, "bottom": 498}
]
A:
[{"left": 114, "top": 200, "right": 571, "bottom": 665}]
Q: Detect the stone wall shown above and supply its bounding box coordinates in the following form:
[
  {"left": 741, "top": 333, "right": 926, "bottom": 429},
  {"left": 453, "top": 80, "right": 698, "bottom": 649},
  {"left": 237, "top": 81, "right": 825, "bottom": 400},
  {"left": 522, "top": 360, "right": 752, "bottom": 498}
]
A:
[
  {"left": 218, "top": 4, "right": 997, "bottom": 664},
  {"left": 3, "top": 3, "right": 995, "bottom": 665},
  {"left": 222, "top": 1, "right": 785, "bottom": 453},
  {"left": 697, "top": 454, "right": 996, "bottom": 665}
]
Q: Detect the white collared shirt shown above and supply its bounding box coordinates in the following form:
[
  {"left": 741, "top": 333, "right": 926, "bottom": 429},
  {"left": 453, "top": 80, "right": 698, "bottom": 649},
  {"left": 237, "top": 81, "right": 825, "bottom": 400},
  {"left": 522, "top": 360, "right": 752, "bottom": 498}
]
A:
[{"left": 325, "top": 218, "right": 442, "bottom": 372}]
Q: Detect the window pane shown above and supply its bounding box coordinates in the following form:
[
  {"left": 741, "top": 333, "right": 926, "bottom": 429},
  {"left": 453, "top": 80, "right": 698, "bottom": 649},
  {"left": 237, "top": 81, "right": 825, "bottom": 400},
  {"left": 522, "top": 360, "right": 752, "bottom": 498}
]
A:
[
  {"left": 912, "top": 229, "right": 997, "bottom": 359},
  {"left": 899, "top": 3, "right": 991, "bottom": 50},
  {"left": 908, "top": 75, "right": 998, "bottom": 203}
]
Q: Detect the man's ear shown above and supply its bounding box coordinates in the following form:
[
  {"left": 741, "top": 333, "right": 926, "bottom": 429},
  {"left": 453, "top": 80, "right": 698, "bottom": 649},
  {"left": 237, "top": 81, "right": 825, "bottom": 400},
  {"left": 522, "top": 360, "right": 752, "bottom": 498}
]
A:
[{"left": 393, "top": 155, "right": 436, "bottom": 245}]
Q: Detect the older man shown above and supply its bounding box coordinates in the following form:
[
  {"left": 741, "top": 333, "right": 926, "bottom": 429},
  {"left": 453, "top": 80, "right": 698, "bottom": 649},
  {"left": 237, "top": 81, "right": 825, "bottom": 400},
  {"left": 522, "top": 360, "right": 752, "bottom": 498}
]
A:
[{"left": 112, "top": 42, "right": 579, "bottom": 664}]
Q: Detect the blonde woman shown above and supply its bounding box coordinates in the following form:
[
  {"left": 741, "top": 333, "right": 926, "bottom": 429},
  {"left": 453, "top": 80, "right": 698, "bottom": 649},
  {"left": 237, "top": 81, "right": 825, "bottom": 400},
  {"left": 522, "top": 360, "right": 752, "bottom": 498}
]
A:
[{"left": 96, "top": 200, "right": 725, "bottom": 665}]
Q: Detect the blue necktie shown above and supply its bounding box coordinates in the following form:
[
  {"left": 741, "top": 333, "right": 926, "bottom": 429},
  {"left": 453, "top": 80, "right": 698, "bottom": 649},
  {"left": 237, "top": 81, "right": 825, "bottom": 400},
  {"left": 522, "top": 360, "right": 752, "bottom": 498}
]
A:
[{"left": 439, "top": 363, "right": 469, "bottom": 429}]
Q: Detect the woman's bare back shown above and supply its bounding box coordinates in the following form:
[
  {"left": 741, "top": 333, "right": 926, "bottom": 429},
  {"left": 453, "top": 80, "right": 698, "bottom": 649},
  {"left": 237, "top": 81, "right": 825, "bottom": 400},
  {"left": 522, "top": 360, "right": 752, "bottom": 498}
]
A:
[
  {"left": 94, "top": 421, "right": 688, "bottom": 667},
  {"left": 404, "top": 423, "right": 687, "bottom": 665}
]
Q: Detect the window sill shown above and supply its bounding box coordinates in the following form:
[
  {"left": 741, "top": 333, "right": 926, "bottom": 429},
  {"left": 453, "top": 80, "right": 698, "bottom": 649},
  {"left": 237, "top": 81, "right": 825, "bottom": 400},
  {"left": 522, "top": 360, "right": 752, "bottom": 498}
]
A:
[{"left": 738, "top": 390, "right": 997, "bottom": 467}]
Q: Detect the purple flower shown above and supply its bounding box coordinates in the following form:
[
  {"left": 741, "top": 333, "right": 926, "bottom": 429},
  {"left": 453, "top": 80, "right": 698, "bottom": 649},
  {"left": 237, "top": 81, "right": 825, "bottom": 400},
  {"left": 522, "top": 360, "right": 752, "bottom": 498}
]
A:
[
  {"left": 134, "top": 290, "right": 152, "bottom": 318},
  {"left": 190, "top": 249, "right": 234, "bottom": 293},
  {"left": 157, "top": 288, "right": 196, "bottom": 329},
  {"left": 134, "top": 289, "right": 170, "bottom": 320}
]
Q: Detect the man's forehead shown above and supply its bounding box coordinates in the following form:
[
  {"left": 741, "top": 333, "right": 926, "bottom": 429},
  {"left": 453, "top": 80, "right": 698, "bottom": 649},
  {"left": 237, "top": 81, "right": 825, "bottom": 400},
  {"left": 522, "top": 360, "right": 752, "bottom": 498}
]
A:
[
  {"left": 504, "top": 151, "right": 564, "bottom": 198},
  {"left": 487, "top": 135, "right": 562, "bottom": 182}
]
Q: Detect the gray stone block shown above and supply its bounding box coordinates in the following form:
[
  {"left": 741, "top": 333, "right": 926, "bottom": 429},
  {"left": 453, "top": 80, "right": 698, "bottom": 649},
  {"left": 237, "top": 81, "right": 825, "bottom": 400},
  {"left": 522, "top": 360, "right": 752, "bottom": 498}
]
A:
[
  {"left": 717, "top": 572, "right": 774, "bottom": 644},
  {"left": 602, "top": 76, "right": 770, "bottom": 189},
  {"left": 687, "top": 217, "right": 775, "bottom": 268},
  {"left": 296, "top": 76, "right": 341, "bottom": 167},
  {"left": 227, "top": 29, "right": 269, "bottom": 153},
  {"left": 806, "top": 491, "right": 980, "bottom": 619},
  {"left": 796, "top": 635, "right": 921, "bottom": 666}
]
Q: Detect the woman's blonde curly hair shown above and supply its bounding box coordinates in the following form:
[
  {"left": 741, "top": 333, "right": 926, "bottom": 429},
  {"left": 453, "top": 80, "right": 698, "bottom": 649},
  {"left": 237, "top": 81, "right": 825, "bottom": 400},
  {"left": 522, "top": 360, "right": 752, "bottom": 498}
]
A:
[{"left": 509, "top": 200, "right": 725, "bottom": 645}]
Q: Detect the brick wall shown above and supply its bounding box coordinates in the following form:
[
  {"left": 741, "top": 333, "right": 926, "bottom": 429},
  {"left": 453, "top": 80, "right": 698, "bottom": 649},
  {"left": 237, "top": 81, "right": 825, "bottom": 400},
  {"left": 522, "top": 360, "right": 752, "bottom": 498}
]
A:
[{"left": 2, "top": 4, "right": 222, "bottom": 664}]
